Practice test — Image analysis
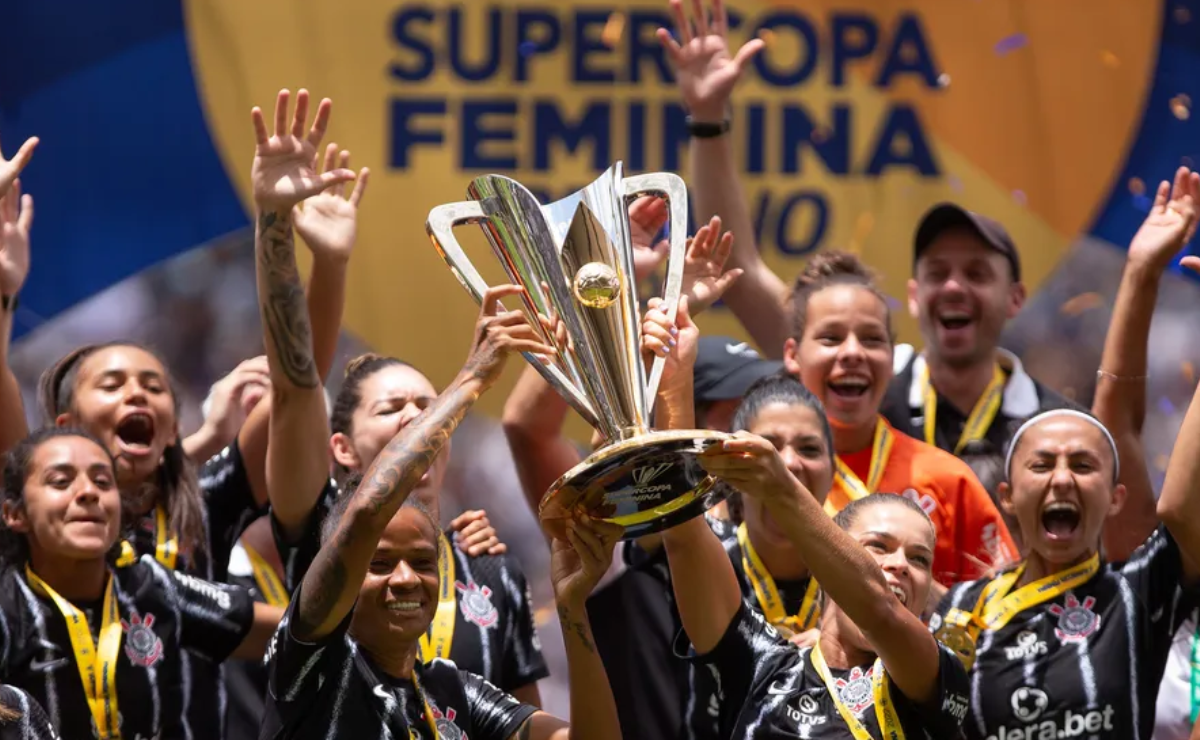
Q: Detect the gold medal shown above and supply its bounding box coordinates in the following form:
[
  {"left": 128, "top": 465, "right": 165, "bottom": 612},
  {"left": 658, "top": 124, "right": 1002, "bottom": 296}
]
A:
[{"left": 934, "top": 623, "right": 978, "bottom": 671}]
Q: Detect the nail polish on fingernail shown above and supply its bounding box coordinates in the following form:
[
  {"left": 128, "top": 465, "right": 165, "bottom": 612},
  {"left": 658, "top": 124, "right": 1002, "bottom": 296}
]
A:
[
  {"left": 663, "top": 345, "right": 671, "bottom": 354},
  {"left": 669, "top": 337, "right": 677, "bottom": 347},
  {"left": 670, "top": 327, "right": 679, "bottom": 336}
]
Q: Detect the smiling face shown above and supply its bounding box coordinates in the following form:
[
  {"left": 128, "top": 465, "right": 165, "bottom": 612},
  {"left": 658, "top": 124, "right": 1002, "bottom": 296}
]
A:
[
  {"left": 350, "top": 506, "right": 441, "bottom": 651},
  {"left": 909, "top": 231, "right": 1025, "bottom": 369},
  {"left": 847, "top": 500, "right": 936, "bottom": 617},
  {"left": 784, "top": 284, "right": 893, "bottom": 431},
  {"left": 56, "top": 346, "right": 179, "bottom": 486},
  {"left": 1000, "top": 416, "right": 1123, "bottom": 569},
  {"left": 742, "top": 401, "right": 835, "bottom": 550},
  {"left": 3, "top": 435, "right": 122, "bottom": 562},
  {"left": 331, "top": 365, "right": 448, "bottom": 495}
]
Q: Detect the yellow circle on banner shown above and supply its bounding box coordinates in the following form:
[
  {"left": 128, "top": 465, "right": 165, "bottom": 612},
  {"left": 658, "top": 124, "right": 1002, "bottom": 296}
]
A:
[{"left": 184, "top": 0, "right": 1159, "bottom": 418}]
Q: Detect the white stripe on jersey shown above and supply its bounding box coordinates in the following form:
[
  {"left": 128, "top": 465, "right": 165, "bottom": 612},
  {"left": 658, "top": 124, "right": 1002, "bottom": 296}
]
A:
[
  {"left": 1021, "top": 613, "right": 1047, "bottom": 686},
  {"left": 457, "top": 554, "right": 493, "bottom": 680},
  {"left": 324, "top": 638, "right": 359, "bottom": 740},
  {"left": 1116, "top": 573, "right": 1142, "bottom": 740},
  {"left": 14, "top": 574, "right": 58, "bottom": 729},
  {"left": 971, "top": 619, "right": 999, "bottom": 739},
  {"left": 0, "top": 595, "right": 11, "bottom": 668},
  {"left": 145, "top": 558, "right": 193, "bottom": 740},
  {"left": 113, "top": 584, "right": 162, "bottom": 734},
  {"left": 283, "top": 640, "right": 326, "bottom": 702}
]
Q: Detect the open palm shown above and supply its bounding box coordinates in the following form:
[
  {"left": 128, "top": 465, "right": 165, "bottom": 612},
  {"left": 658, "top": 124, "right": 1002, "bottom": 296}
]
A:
[
  {"left": 629, "top": 196, "right": 669, "bottom": 282},
  {"left": 1128, "top": 166, "right": 1200, "bottom": 271},
  {"left": 682, "top": 215, "right": 741, "bottom": 313},
  {"left": 250, "top": 89, "right": 356, "bottom": 213},
  {"left": 657, "top": 0, "right": 764, "bottom": 118},
  {"left": 0, "top": 181, "right": 33, "bottom": 297},
  {"left": 293, "top": 144, "right": 370, "bottom": 262}
]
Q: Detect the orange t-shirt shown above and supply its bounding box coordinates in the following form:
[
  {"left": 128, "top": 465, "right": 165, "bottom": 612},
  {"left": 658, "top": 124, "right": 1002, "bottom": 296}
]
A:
[{"left": 829, "top": 420, "right": 1017, "bottom": 586}]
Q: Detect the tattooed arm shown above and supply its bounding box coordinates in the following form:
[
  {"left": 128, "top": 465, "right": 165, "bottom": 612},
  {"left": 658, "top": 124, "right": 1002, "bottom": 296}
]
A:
[
  {"left": 505, "top": 517, "right": 624, "bottom": 740},
  {"left": 292, "top": 284, "right": 554, "bottom": 641},
  {"left": 249, "top": 89, "right": 357, "bottom": 539}
]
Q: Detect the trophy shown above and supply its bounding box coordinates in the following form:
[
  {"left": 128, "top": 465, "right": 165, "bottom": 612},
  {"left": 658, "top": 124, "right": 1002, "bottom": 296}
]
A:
[{"left": 426, "top": 163, "right": 732, "bottom": 539}]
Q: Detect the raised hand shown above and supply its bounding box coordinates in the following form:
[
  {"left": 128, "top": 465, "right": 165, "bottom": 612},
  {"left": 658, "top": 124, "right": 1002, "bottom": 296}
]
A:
[
  {"left": 546, "top": 512, "right": 624, "bottom": 608},
  {"left": 629, "top": 196, "right": 670, "bottom": 282},
  {"left": 657, "top": 0, "right": 764, "bottom": 120},
  {"left": 682, "top": 215, "right": 742, "bottom": 314},
  {"left": 464, "top": 285, "right": 556, "bottom": 389},
  {"left": 0, "top": 134, "right": 38, "bottom": 199},
  {"left": 0, "top": 180, "right": 33, "bottom": 298},
  {"left": 250, "top": 89, "right": 357, "bottom": 214},
  {"left": 699, "top": 431, "right": 799, "bottom": 503},
  {"left": 203, "top": 356, "right": 271, "bottom": 445},
  {"left": 1128, "top": 166, "right": 1199, "bottom": 272},
  {"left": 450, "top": 509, "right": 509, "bottom": 556},
  {"left": 293, "top": 144, "right": 370, "bottom": 264},
  {"left": 642, "top": 294, "right": 699, "bottom": 400}
]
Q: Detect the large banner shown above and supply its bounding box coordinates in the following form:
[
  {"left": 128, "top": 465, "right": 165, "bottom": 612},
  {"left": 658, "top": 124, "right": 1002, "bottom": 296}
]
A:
[{"left": 3, "top": 0, "right": 1197, "bottom": 413}]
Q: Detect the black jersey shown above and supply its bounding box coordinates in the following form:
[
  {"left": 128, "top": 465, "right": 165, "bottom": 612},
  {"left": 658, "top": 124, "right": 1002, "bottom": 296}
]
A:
[
  {"left": 680, "top": 601, "right": 970, "bottom": 738},
  {"left": 933, "top": 526, "right": 1194, "bottom": 740},
  {"left": 678, "top": 522, "right": 819, "bottom": 740},
  {"left": 0, "top": 686, "right": 58, "bottom": 740},
  {"left": 0, "top": 557, "right": 253, "bottom": 739},
  {"left": 224, "top": 539, "right": 279, "bottom": 740},
  {"left": 273, "top": 487, "right": 548, "bottom": 693},
  {"left": 260, "top": 586, "right": 538, "bottom": 739},
  {"left": 124, "top": 439, "right": 265, "bottom": 740}
]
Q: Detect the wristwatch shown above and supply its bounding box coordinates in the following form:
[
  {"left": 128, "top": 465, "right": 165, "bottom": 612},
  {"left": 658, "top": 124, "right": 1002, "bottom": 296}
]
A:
[{"left": 685, "top": 116, "right": 731, "bottom": 139}]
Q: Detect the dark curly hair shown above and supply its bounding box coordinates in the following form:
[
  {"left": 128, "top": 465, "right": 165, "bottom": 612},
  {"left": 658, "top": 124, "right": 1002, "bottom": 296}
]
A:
[
  {"left": 319, "top": 472, "right": 443, "bottom": 560},
  {"left": 1, "top": 427, "right": 130, "bottom": 568},
  {"left": 37, "top": 342, "right": 207, "bottom": 561},
  {"left": 329, "top": 353, "right": 415, "bottom": 486},
  {"left": 788, "top": 251, "right": 895, "bottom": 343}
]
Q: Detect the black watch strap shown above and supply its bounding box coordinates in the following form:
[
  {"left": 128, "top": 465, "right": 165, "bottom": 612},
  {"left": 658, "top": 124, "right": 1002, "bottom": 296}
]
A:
[
  {"left": 1, "top": 294, "right": 17, "bottom": 313},
  {"left": 686, "top": 116, "right": 731, "bottom": 139}
]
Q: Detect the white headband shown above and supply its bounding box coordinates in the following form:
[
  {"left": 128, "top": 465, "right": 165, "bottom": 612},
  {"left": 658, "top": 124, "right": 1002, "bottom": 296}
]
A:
[{"left": 1004, "top": 409, "right": 1120, "bottom": 483}]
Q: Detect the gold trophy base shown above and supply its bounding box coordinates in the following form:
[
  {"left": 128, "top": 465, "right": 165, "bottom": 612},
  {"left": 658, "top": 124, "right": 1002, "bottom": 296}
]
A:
[{"left": 539, "top": 429, "right": 734, "bottom": 540}]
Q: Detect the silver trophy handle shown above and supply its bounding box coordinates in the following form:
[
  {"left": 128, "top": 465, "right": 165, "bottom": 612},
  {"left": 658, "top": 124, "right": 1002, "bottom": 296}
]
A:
[
  {"left": 426, "top": 202, "right": 600, "bottom": 427},
  {"left": 623, "top": 173, "right": 689, "bottom": 413}
]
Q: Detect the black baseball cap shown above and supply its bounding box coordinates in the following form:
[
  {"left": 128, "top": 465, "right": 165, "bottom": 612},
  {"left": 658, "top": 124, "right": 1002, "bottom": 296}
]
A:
[
  {"left": 693, "top": 336, "right": 784, "bottom": 403},
  {"left": 913, "top": 203, "right": 1022, "bottom": 282}
]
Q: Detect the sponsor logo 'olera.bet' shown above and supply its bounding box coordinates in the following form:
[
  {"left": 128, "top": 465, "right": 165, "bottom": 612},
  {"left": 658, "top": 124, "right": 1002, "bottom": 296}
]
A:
[{"left": 986, "top": 687, "right": 1115, "bottom": 740}]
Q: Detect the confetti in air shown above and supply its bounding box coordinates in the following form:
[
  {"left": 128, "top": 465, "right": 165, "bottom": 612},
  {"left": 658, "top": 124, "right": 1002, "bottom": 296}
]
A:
[
  {"left": 1100, "top": 51, "right": 1121, "bottom": 69},
  {"left": 1128, "top": 177, "right": 1146, "bottom": 196},
  {"left": 948, "top": 175, "right": 963, "bottom": 192},
  {"left": 994, "top": 33, "right": 1028, "bottom": 56},
  {"left": 1059, "top": 292, "right": 1102, "bottom": 316},
  {"left": 1012, "top": 190, "right": 1027, "bottom": 206},
  {"left": 1170, "top": 94, "right": 1191, "bottom": 120},
  {"left": 1157, "top": 397, "right": 1177, "bottom": 417},
  {"left": 937, "top": 73, "right": 951, "bottom": 88},
  {"left": 602, "top": 12, "right": 626, "bottom": 48}
]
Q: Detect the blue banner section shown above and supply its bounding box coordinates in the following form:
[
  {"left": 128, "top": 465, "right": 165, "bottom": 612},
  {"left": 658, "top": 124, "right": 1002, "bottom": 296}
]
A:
[{"left": 0, "top": 0, "right": 1196, "bottom": 341}]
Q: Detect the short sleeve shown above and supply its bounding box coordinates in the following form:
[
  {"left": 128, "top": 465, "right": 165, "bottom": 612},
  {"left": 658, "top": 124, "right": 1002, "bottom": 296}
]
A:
[
  {"left": 167, "top": 567, "right": 255, "bottom": 662},
  {"left": 458, "top": 668, "right": 538, "bottom": 740},
  {"left": 1121, "top": 526, "right": 1194, "bottom": 635},
  {"left": 496, "top": 557, "right": 549, "bottom": 689},
  {"left": 676, "top": 600, "right": 789, "bottom": 719},
  {"left": 272, "top": 482, "right": 337, "bottom": 595},
  {"left": 198, "top": 439, "right": 268, "bottom": 581},
  {"left": 905, "top": 643, "right": 971, "bottom": 737},
  {"left": 0, "top": 685, "right": 59, "bottom": 740},
  {"left": 265, "top": 583, "right": 354, "bottom": 711}
]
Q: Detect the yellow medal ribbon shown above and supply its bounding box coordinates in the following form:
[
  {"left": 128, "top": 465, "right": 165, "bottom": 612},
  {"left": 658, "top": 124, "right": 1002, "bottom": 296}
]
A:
[
  {"left": 115, "top": 504, "right": 179, "bottom": 570},
  {"left": 419, "top": 530, "right": 457, "bottom": 663},
  {"left": 25, "top": 565, "right": 122, "bottom": 739},
  {"left": 936, "top": 554, "right": 1101, "bottom": 668},
  {"left": 920, "top": 363, "right": 1005, "bottom": 454},
  {"left": 812, "top": 641, "right": 905, "bottom": 740},
  {"left": 243, "top": 542, "right": 289, "bottom": 608},
  {"left": 410, "top": 671, "right": 441, "bottom": 739},
  {"left": 736, "top": 523, "right": 820, "bottom": 634},
  {"left": 826, "top": 418, "right": 894, "bottom": 516}
]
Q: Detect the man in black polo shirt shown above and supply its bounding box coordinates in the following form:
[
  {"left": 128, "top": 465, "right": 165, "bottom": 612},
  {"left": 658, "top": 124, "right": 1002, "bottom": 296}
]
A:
[{"left": 881, "top": 203, "right": 1078, "bottom": 457}]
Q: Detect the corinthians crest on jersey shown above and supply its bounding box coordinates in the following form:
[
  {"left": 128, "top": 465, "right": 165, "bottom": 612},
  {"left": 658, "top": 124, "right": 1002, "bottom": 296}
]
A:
[{"left": 456, "top": 580, "right": 499, "bottom": 629}]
